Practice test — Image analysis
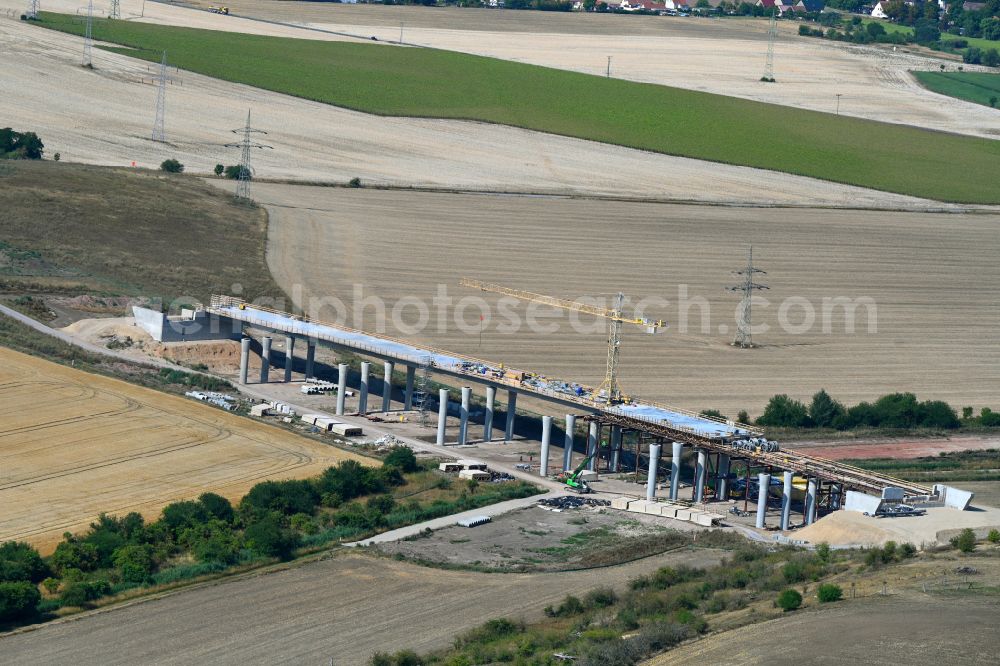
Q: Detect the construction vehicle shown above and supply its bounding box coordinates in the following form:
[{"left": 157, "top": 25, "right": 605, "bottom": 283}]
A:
[
  {"left": 460, "top": 278, "right": 665, "bottom": 405},
  {"left": 208, "top": 6, "right": 230, "bottom": 15},
  {"left": 553, "top": 455, "right": 595, "bottom": 494}
]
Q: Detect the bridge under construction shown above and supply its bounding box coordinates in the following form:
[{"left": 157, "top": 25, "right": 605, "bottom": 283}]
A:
[{"left": 188, "top": 295, "right": 963, "bottom": 530}]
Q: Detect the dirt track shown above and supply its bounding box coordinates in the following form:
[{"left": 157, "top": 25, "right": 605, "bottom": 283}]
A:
[
  {"left": 256, "top": 183, "right": 1000, "bottom": 417},
  {"left": 178, "top": 0, "right": 1000, "bottom": 139},
  {"left": 0, "top": 347, "right": 366, "bottom": 553},
  {"left": 0, "top": 549, "right": 726, "bottom": 664},
  {"left": 0, "top": 13, "right": 938, "bottom": 206}
]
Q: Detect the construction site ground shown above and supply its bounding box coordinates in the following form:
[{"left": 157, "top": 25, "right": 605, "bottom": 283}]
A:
[
  {"left": 0, "top": 345, "right": 369, "bottom": 554},
  {"left": 374, "top": 503, "right": 714, "bottom": 572},
  {"left": 0, "top": 548, "right": 728, "bottom": 665}
]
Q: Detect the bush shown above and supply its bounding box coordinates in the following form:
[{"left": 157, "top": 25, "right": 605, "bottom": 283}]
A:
[
  {"left": 348, "top": 177, "right": 362, "bottom": 188},
  {"left": 809, "top": 390, "right": 845, "bottom": 428},
  {"left": 162, "top": 500, "right": 210, "bottom": 533},
  {"left": 383, "top": 446, "right": 419, "bottom": 473},
  {"left": 0, "top": 127, "right": 44, "bottom": 159},
  {"left": 50, "top": 538, "right": 99, "bottom": 575},
  {"left": 0, "top": 542, "right": 49, "bottom": 584},
  {"left": 584, "top": 586, "right": 617, "bottom": 608},
  {"left": 112, "top": 544, "right": 154, "bottom": 584},
  {"left": 214, "top": 163, "right": 224, "bottom": 176},
  {"left": 198, "top": 492, "right": 235, "bottom": 523},
  {"left": 240, "top": 479, "right": 320, "bottom": 517},
  {"left": 987, "top": 529, "right": 1000, "bottom": 544},
  {"left": 244, "top": 513, "right": 300, "bottom": 560},
  {"left": 757, "top": 394, "right": 811, "bottom": 428},
  {"left": 776, "top": 588, "right": 802, "bottom": 611},
  {"left": 0, "top": 581, "right": 40, "bottom": 621},
  {"left": 59, "top": 579, "right": 110, "bottom": 607},
  {"left": 160, "top": 159, "right": 184, "bottom": 173},
  {"left": 224, "top": 164, "right": 246, "bottom": 180},
  {"left": 951, "top": 528, "right": 977, "bottom": 553},
  {"left": 816, "top": 583, "right": 842, "bottom": 603},
  {"left": 455, "top": 617, "right": 524, "bottom": 646},
  {"left": 545, "top": 594, "right": 584, "bottom": 617}
]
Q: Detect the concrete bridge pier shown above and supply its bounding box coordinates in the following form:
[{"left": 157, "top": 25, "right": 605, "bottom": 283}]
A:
[
  {"left": 259, "top": 336, "right": 272, "bottom": 384},
  {"left": 404, "top": 365, "right": 415, "bottom": 410},
  {"left": 717, "top": 453, "right": 731, "bottom": 501},
  {"left": 694, "top": 449, "right": 707, "bottom": 503},
  {"left": 669, "top": 441, "right": 683, "bottom": 500},
  {"left": 238, "top": 337, "right": 250, "bottom": 385},
  {"left": 458, "top": 387, "right": 471, "bottom": 445},
  {"left": 504, "top": 389, "right": 517, "bottom": 442},
  {"left": 756, "top": 472, "right": 770, "bottom": 529},
  {"left": 358, "top": 362, "right": 370, "bottom": 414},
  {"left": 336, "top": 363, "right": 347, "bottom": 415},
  {"left": 483, "top": 386, "right": 496, "bottom": 442},
  {"left": 587, "top": 421, "right": 599, "bottom": 471},
  {"left": 609, "top": 425, "right": 622, "bottom": 472},
  {"left": 540, "top": 416, "right": 552, "bottom": 477},
  {"left": 436, "top": 388, "right": 448, "bottom": 445},
  {"left": 646, "top": 444, "right": 661, "bottom": 500},
  {"left": 382, "top": 361, "right": 394, "bottom": 412},
  {"left": 780, "top": 470, "right": 794, "bottom": 531},
  {"left": 283, "top": 335, "right": 295, "bottom": 382},
  {"left": 563, "top": 414, "right": 576, "bottom": 470},
  {"left": 805, "top": 477, "right": 818, "bottom": 525},
  {"left": 304, "top": 340, "right": 316, "bottom": 380}
]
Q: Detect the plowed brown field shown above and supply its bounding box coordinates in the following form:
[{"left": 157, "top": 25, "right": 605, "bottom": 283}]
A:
[{"left": 258, "top": 183, "right": 1000, "bottom": 417}]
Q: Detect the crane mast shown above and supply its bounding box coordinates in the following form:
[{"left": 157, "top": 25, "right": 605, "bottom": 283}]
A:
[{"left": 459, "top": 278, "right": 665, "bottom": 404}]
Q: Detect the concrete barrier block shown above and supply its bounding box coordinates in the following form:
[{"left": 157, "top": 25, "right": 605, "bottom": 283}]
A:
[{"left": 611, "top": 496, "right": 631, "bottom": 511}]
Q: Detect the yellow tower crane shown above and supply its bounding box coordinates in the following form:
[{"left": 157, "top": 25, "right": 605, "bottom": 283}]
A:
[{"left": 459, "top": 278, "right": 666, "bottom": 405}]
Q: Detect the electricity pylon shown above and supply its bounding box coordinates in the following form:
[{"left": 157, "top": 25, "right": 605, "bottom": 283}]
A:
[
  {"left": 225, "top": 110, "right": 272, "bottom": 201},
  {"left": 151, "top": 51, "right": 168, "bottom": 142},
  {"left": 727, "top": 246, "right": 769, "bottom": 349},
  {"left": 763, "top": 10, "right": 777, "bottom": 82}
]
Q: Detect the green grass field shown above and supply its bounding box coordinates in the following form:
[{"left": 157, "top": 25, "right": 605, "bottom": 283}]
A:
[
  {"left": 36, "top": 13, "right": 1000, "bottom": 203},
  {"left": 913, "top": 70, "right": 1000, "bottom": 108}
]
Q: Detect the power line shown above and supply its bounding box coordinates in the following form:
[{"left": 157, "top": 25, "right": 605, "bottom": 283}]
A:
[
  {"left": 24, "top": 0, "right": 39, "bottom": 20},
  {"left": 726, "top": 245, "right": 769, "bottom": 349},
  {"left": 151, "top": 51, "right": 168, "bottom": 142},
  {"left": 109, "top": 0, "right": 120, "bottom": 20},
  {"left": 225, "top": 110, "right": 272, "bottom": 202}
]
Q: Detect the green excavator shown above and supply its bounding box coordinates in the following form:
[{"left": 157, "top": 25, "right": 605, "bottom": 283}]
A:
[{"left": 553, "top": 455, "right": 594, "bottom": 494}]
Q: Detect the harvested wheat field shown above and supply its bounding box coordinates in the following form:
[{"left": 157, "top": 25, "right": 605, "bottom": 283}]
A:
[
  {"left": 0, "top": 16, "right": 935, "bottom": 206},
  {"left": 178, "top": 0, "right": 1000, "bottom": 138},
  {"left": 257, "top": 183, "right": 1000, "bottom": 417},
  {"left": 0, "top": 347, "right": 366, "bottom": 553}
]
